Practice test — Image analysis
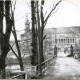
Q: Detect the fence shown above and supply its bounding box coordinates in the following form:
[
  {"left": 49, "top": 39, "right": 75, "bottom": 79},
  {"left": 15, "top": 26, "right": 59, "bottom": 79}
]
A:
[
  {"left": 36, "top": 55, "right": 56, "bottom": 75},
  {"left": 11, "top": 73, "right": 25, "bottom": 79},
  {"left": 10, "top": 55, "right": 56, "bottom": 79}
]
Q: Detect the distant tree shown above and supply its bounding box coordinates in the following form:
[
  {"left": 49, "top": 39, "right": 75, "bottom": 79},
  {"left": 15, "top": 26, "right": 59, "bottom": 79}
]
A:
[
  {"left": 70, "top": 27, "right": 80, "bottom": 37},
  {"left": 20, "top": 15, "right": 32, "bottom": 56},
  {"left": 69, "top": 27, "right": 80, "bottom": 51}
]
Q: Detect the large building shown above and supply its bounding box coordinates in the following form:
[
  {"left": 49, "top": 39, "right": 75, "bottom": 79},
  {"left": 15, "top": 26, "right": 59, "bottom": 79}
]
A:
[{"left": 44, "top": 27, "right": 80, "bottom": 53}]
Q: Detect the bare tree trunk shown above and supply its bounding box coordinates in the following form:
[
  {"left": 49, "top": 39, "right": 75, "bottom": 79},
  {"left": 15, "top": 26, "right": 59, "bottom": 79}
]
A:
[
  {"left": 36, "top": 1, "right": 42, "bottom": 74},
  {"left": 31, "top": 0, "right": 38, "bottom": 65},
  {"left": 0, "top": 1, "right": 4, "bottom": 77},
  {"left": 0, "top": 1, "right": 3, "bottom": 56},
  {"left": 0, "top": 1, "right": 12, "bottom": 78},
  {"left": 12, "top": 20, "right": 24, "bottom": 71},
  {"left": 31, "top": 0, "right": 62, "bottom": 67},
  {"left": 40, "top": 1, "right": 44, "bottom": 63},
  {"left": 11, "top": 1, "right": 24, "bottom": 71}
]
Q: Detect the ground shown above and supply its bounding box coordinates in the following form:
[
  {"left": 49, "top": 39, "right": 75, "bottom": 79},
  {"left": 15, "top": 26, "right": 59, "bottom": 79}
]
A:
[{"left": 43, "top": 52, "right": 80, "bottom": 79}]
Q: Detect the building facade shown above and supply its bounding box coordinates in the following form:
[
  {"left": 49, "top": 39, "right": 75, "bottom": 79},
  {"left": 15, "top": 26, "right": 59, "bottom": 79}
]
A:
[{"left": 44, "top": 27, "right": 80, "bottom": 53}]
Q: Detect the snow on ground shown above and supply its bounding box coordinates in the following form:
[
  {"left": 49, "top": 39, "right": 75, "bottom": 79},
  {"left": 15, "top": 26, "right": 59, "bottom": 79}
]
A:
[
  {"left": 57, "top": 51, "right": 69, "bottom": 57},
  {"left": 43, "top": 52, "right": 80, "bottom": 79}
]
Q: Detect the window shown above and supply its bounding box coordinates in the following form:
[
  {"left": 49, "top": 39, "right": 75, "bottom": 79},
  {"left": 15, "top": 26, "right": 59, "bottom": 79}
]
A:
[
  {"left": 68, "top": 39, "right": 69, "bottom": 43},
  {"left": 73, "top": 39, "right": 74, "bottom": 43},
  {"left": 66, "top": 39, "right": 67, "bottom": 43},
  {"left": 64, "top": 39, "right": 65, "bottom": 44},
  {"left": 59, "top": 39, "right": 60, "bottom": 44},
  {"left": 61, "top": 39, "right": 63, "bottom": 43},
  {"left": 70, "top": 39, "right": 72, "bottom": 43},
  {"left": 55, "top": 39, "right": 57, "bottom": 44}
]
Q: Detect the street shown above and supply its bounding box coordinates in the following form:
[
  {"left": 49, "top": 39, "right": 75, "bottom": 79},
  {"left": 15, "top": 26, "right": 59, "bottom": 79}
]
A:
[{"left": 44, "top": 52, "right": 80, "bottom": 79}]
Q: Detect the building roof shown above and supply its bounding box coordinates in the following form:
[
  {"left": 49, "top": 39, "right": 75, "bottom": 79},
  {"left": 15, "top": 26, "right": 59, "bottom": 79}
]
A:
[{"left": 44, "top": 26, "right": 80, "bottom": 37}]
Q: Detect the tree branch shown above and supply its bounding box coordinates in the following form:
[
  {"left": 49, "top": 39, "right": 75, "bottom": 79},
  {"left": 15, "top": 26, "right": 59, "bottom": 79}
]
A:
[
  {"left": 0, "top": 32, "right": 19, "bottom": 58},
  {"left": 44, "top": 0, "right": 62, "bottom": 26}
]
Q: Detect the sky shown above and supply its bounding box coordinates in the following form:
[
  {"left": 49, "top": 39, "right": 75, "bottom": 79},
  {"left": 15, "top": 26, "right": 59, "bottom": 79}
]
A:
[{"left": 10, "top": 0, "right": 80, "bottom": 40}]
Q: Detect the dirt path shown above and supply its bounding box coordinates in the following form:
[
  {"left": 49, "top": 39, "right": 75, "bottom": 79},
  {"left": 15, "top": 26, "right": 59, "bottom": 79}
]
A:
[{"left": 44, "top": 52, "right": 80, "bottom": 79}]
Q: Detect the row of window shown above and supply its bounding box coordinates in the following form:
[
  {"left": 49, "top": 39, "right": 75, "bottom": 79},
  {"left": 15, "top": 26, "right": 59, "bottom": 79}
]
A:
[
  {"left": 45, "top": 38, "right": 75, "bottom": 46},
  {"left": 56, "top": 38, "right": 75, "bottom": 44}
]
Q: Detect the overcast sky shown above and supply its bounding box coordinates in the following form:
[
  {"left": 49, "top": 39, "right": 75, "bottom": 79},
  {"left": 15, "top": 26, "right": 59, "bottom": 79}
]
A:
[{"left": 10, "top": 0, "right": 80, "bottom": 40}]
